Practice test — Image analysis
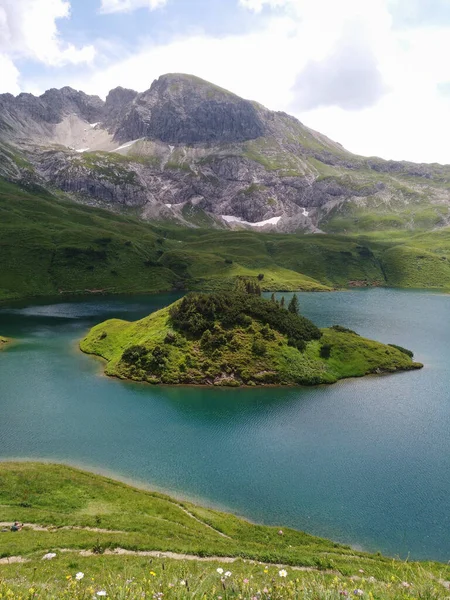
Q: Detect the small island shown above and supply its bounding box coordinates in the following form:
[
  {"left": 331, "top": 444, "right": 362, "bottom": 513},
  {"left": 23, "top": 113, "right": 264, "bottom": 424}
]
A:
[{"left": 81, "top": 289, "right": 422, "bottom": 386}]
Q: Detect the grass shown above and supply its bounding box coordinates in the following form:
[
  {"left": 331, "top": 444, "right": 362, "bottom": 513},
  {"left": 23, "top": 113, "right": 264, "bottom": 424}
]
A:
[
  {"left": 0, "top": 463, "right": 450, "bottom": 599},
  {"left": 0, "top": 178, "right": 178, "bottom": 301},
  {"left": 79, "top": 294, "right": 421, "bottom": 386},
  {"left": 2, "top": 177, "right": 450, "bottom": 302}
]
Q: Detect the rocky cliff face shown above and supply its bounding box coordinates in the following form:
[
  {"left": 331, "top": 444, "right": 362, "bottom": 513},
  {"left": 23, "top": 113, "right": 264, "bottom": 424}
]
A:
[
  {"left": 2, "top": 73, "right": 450, "bottom": 233},
  {"left": 113, "top": 74, "right": 266, "bottom": 144},
  {"left": 0, "top": 87, "right": 104, "bottom": 141}
]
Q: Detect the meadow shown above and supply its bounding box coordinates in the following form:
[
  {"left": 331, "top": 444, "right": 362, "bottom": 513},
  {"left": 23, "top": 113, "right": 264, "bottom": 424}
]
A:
[
  {"left": 2, "top": 177, "right": 450, "bottom": 302},
  {"left": 1, "top": 463, "right": 450, "bottom": 599}
]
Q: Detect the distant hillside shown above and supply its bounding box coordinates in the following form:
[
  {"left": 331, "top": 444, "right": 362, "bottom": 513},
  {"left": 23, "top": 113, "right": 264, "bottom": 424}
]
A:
[
  {"left": 2, "top": 177, "right": 450, "bottom": 301},
  {"left": 2, "top": 73, "right": 450, "bottom": 234}
]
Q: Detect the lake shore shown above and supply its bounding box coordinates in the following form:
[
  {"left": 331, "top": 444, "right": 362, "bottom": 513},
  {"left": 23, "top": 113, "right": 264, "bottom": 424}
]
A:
[{"left": 0, "top": 289, "right": 446, "bottom": 561}]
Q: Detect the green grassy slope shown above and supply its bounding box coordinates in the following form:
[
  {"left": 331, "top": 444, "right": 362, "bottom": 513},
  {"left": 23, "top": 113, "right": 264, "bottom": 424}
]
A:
[
  {"left": 2, "top": 177, "right": 450, "bottom": 301},
  {"left": 0, "top": 179, "right": 177, "bottom": 301},
  {"left": 80, "top": 293, "right": 421, "bottom": 386},
  {"left": 0, "top": 463, "right": 449, "bottom": 599}
]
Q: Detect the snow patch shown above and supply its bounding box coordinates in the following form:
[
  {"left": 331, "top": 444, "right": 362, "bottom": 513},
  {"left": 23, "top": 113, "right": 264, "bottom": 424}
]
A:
[
  {"left": 222, "top": 215, "right": 282, "bottom": 227},
  {"left": 169, "top": 145, "right": 175, "bottom": 154},
  {"left": 112, "top": 138, "right": 143, "bottom": 152},
  {"left": 165, "top": 203, "right": 172, "bottom": 208},
  {"left": 90, "top": 122, "right": 99, "bottom": 128},
  {"left": 76, "top": 148, "right": 90, "bottom": 153},
  {"left": 300, "top": 208, "right": 309, "bottom": 217}
]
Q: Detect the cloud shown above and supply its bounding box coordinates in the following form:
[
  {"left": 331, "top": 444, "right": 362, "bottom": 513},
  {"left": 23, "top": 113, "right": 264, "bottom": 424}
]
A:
[
  {"left": 291, "top": 27, "right": 388, "bottom": 111},
  {"left": 0, "top": 0, "right": 95, "bottom": 68},
  {"left": 239, "top": 0, "right": 287, "bottom": 11},
  {"left": 438, "top": 81, "right": 450, "bottom": 96},
  {"left": 0, "top": 54, "right": 20, "bottom": 94},
  {"left": 99, "top": 0, "right": 168, "bottom": 13},
  {"left": 390, "top": 0, "right": 450, "bottom": 28},
  {"left": 44, "top": 17, "right": 303, "bottom": 102},
  {"left": 6, "top": 0, "right": 450, "bottom": 163}
]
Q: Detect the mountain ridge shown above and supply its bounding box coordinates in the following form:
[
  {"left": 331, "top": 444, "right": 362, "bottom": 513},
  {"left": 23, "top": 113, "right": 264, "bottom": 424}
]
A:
[{"left": 1, "top": 73, "right": 450, "bottom": 233}]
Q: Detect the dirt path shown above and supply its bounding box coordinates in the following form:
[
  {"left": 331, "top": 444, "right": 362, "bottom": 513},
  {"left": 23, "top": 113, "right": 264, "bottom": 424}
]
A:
[
  {"left": 0, "top": 522, "right": 125, "bottom": 534},
  {"left": 175, "top": 506, "right": 231, "bottom": 539},
  {"left": 0, "top": 556, "right": 29, "bottom": 564},
  {"left": 0, "top": 508, "right": 230, "bottom": 540},
  {"left": 0, "top": 548, "right": 336, "bottom": 573}
]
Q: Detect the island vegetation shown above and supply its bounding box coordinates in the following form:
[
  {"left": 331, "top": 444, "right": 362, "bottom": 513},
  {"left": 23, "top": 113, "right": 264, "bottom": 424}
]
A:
[
  {"left": 0, "top": 462, "right": 448, "bottom": 599},
  {"left": 0, "top": 336, "right": 10, "bottom": 349},
  {"left": 80, "top": 286, "right": 422, "bottom": 386}
]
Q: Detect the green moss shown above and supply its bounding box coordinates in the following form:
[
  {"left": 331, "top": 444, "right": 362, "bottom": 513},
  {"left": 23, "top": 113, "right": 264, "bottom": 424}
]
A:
[
  {"left": 0, "top": 143, "right": 35, "bottom": 172},
  {"left": 241, "top": 183, "right": 267, "bottom": 195},
  {"left": 80, "top": 293, "right": 421, "bottom": 386},
  {"left": 165, "top": 161, "right": 192, "bottom": 172},
  {"left": 243, "top": 138, "right": 304, "bottom": 174},
  {"left": 75, "top": 153, "right": 140, "bottom": 186}
]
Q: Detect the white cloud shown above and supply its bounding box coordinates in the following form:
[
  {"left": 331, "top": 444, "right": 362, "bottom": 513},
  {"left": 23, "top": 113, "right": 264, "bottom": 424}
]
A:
[
  {"left": 239, "top": 0, "right": 287, "bottom": 11},
  {"left": 59, "top": 18, "right": 301, "bottom": 103},
  {"left": 292, "top": 24, "right": 388, "bottom": 111},
  {"left": 6, "top": 0, "right": 450, "bottom": 163},
  {"left": 100, "top": 0, "right": 167, "bottom": 13},
  {"left": 0, "top": 54, "right": 20, "bottom": 94},
  {"left": 0, "top": 0, "right": 95, "bottom": 70}
]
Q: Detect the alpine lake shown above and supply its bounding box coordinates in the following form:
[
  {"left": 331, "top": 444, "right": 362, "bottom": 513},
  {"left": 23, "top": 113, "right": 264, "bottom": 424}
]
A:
[{"left": 0, "top": 288, "right": 449, "bottom": 562}]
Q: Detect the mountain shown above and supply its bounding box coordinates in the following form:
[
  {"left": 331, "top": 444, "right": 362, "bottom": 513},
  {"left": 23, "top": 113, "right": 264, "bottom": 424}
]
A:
[{"left": 2, "top": 72, "right": 450, "bottom": 233}]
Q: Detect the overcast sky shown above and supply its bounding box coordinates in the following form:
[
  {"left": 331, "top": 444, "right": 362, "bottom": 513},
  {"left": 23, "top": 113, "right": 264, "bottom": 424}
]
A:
[{"left": 1, "top": 0, "right": 450, "bottom": 164}]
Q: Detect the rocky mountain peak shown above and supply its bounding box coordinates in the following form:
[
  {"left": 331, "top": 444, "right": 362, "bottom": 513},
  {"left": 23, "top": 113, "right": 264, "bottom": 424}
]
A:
[
  {"left": 0, "top": 86, "right": 105, "bottom": 140},
  {"left": 39, "top": 87, "right": 105, "bottom": 123},
  {"left": 104, "top": 87, "right": 138, "bottom": 129},
  {"left": 114, "top": 73, "right": 266, "bottom": 144}
]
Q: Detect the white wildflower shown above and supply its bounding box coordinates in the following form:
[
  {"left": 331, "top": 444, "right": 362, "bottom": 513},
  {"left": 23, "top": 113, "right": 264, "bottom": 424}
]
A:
[
  {"left": 216, "top": 568, "right": 224, "bottom": 574},
  {"left": 224, "top": 571, "right": 232, "bottom": 578},
  {"left": 75, "top": 572, "right": 84, "bottom": 580},
  {"left": 279, "top": 569, "right": 288, "bottom": 577}
]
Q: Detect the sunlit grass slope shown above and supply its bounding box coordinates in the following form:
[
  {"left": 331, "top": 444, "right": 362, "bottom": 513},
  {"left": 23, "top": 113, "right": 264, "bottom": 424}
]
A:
[
  {"left": 2, "top": 177, "right": 450, "bottom": 301},
  {"left": 0, "top": 463, "right": 449, "bottom": 599}
]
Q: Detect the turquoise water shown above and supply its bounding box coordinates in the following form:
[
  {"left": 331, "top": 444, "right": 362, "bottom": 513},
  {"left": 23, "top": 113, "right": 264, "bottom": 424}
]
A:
[{"left": 0, "top": 289, "right": 449, "bottom": 561}]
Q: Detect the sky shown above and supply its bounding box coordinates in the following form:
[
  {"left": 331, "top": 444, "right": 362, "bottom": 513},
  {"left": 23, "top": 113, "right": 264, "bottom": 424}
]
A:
[{"left": 1, "top": 0, "right": 450, "bottom": 164}]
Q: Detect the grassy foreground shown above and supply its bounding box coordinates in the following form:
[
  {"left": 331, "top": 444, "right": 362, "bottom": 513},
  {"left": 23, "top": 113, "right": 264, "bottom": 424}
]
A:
[
  {"left": 80, "top": 293, "right": 421, "bottom": 386},
  {"left": 0, "top": 463, "right": 450, "bottom": 599}
]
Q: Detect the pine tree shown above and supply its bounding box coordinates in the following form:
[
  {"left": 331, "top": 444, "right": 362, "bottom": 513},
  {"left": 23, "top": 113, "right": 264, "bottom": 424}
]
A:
[
  {"left": 270, "top": 293, "right": 276, "bottom": 303},
  {"left": 280, "top": 296, "right": 285, "bottom": 308},
  {"left": 288, "top": 294, "right": 299, "bottom": 315}
]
